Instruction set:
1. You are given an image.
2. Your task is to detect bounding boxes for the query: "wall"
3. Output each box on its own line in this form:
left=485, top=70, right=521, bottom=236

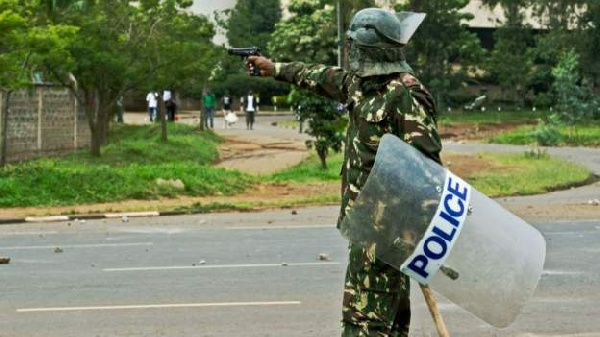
left=0, top=86, right=91, bottom=163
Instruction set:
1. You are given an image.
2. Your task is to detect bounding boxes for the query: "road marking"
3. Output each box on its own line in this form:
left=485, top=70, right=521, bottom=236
left=227, top=224, right=334, bottom=230
left=542, top=269, right=584, bottom=276
left=545, top=230, right=600, bottom=236
left=24, top=216, right=69, bottom=223
left=104, top=261, right=341, bottom=272
left=2, top=242, right=153, bottom=250
left=17, top=301, right=302, bottom=313
left=105, top=212, right=160, bottom=218
left=0, top=231, right=58, bottom=236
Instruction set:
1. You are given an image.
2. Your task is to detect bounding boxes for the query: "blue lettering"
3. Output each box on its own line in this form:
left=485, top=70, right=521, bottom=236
left=433, top=224, right=457, bottom=242
left=447, top=176, right=468, bottom=200
left=443, top=194, right=464, bottom=217
left=424, top=236, right=447, bottom=260
left=439, top=211, right=459, bottom=227
left=407, top=255, right=429, bottom=278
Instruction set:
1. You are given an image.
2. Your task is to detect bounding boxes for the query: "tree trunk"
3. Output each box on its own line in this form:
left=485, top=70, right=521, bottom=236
left=90, top=125, right=102, bottom=157
left=158, top=96, right=168, bottom=142
left=317, top=146, right=328, bottom=170
left=0, top=91, right=11, bottom=167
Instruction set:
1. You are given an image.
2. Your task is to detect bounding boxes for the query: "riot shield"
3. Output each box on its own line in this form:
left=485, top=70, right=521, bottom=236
left=339, top=134, right=546, bottom=328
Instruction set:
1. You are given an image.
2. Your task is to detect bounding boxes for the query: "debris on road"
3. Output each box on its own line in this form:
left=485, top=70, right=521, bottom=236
left=291, top=210, right=298, bottom=215
left=317, top=253, right=331, bottom=261
left=54, top=247, right=63, bottom=254
left=0, top=256, right=10, bottom=264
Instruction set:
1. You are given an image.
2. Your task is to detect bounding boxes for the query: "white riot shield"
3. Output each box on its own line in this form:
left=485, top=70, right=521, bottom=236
left=339, top=134, right=546, bottom=328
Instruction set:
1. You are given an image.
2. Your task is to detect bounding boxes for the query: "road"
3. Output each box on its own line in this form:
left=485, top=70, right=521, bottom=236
left=1, top=207, right=599, bottom=336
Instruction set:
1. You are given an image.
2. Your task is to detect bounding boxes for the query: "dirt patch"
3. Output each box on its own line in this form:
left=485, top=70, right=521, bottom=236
left=216, top=137, right=309, bottom=175
left=438, top=121, right=535, bottom=142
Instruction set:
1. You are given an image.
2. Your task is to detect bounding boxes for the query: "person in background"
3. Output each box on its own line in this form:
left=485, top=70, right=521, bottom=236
left=222, top=91, right=237, bottom=128
left=146, top=91, right=158, bottom=122
left=115, top=95, right=124, bottom=123
left=242, top=90, right=257, bottom=130
left=163, top=90, right=176, bottom=121
left=202, top=89, right=216, bottom=129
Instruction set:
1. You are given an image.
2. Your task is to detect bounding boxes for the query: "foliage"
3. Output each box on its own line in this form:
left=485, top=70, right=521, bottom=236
left=530, top=118, right=562, bottom=146
left=288, top=87, right=347, bottom=169
left=484, top=0, right=534, bottom=106
left=211, top=0, right=285, bottom=103
left=0, top=123, right=254, bottom=207
left=395, top=0, right=484, bottom=108
left=0, top=0, right=76, bottom=90
left=550, top=50, right=599, bottom=135
left=223, top=0, right=282, bottom=53
left=36, top=0, right=217, bottom=155
left=268, top=0, right=337, bottom=64
left=210, top=72, right=289, bottom=100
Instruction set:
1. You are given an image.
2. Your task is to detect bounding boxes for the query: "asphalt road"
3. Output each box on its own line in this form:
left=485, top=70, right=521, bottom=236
left=1, top=207, right=599, bottom=337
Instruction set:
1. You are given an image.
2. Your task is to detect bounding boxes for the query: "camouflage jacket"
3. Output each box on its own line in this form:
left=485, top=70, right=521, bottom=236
left=274, top=62, right=442, bottom=225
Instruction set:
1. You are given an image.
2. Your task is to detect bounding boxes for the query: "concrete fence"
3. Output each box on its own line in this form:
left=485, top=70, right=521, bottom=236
left=0, top=86, right=91, bottom=164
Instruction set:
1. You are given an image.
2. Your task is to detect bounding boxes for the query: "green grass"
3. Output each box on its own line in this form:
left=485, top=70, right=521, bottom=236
left=490, top=123, right=600, bottom=146
left=466, top=152, right=593, bottom=197
left=268, top=153, right=343, bottom=183
left=0, top=124, right=255, bottom=207
left=271, top=150, right=592, bottom=198
left=439, top=110, right=545, bottom=124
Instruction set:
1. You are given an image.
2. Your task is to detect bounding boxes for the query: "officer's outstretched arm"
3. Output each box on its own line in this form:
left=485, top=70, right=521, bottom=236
left=248, top=56, right=351, bottom=103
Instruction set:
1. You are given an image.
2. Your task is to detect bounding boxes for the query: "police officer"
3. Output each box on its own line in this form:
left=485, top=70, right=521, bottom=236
left=249, top=8, right=442, bottom=336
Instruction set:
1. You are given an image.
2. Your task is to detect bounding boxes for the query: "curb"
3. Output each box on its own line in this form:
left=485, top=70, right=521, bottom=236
left=0, top=211, right=190, bottom=226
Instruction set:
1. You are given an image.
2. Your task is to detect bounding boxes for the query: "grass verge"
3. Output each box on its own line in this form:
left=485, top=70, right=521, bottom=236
left=489, top=124, right=600, bottom=146
left=0, top=124, right=255, bottom=208
left=438, top=110, right=545, bottom=124
left=269, top=150, right=593, bottom=198
left=466, top=152, right=593, bottom=197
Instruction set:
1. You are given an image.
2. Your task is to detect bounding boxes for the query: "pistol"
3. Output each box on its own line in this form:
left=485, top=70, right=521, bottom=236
left=227, top=47, right=262, bottom=76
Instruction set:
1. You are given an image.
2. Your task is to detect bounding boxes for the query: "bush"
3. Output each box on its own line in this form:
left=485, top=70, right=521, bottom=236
left=530, top=120, right=562, bottom=146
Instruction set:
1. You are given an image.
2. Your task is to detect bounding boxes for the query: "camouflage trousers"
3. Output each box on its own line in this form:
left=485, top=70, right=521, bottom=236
left=341, top=242, right=411, bottom=337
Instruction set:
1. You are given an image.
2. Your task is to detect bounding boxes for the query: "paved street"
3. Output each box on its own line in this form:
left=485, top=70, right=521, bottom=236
left=1, top=207, right=599, bottom=336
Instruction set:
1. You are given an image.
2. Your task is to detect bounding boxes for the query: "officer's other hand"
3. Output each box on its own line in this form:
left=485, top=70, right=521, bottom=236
left=248, top=56, right=275, bottom=77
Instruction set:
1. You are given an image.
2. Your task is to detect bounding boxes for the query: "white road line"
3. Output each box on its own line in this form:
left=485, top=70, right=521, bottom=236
left=104, top=261, right=341, bottom=272
left=227, top=224, right=334, bottom=230
left=0, top=231, right=58, bottom=236
left=545, top=230, right=600, bottom=236
left=17, top=301, right=302, bottom=313
left=1, top=242, right=153, bottom=250
left=542, top=270, right=584, bottom=276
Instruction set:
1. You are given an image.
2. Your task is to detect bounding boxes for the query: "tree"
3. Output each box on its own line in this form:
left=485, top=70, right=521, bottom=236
left=396, top=0, right=484, bottom=108
left=224, top=0, right=281, bottom=53
left=288, top=87, right=347, bottom=169
left=482, top=0, right=534, bottom=106
left=0, top=0, right=75, bottom=90
left=551, top=50, right=598, bottom=137
left=269, top=0, right=337, bottom=64
left=268, top=0, right=352, bottom=169
left=212, top=0, right=284, bottom=106
left=41, top=0, right=216, bottom=156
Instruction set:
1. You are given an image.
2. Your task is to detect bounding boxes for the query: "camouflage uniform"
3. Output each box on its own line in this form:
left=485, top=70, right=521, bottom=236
left=274, top=61, right=442, bottom=336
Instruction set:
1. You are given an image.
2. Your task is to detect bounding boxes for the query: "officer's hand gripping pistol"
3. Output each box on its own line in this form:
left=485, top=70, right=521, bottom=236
left=227, top=47, right=262, bottom=76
